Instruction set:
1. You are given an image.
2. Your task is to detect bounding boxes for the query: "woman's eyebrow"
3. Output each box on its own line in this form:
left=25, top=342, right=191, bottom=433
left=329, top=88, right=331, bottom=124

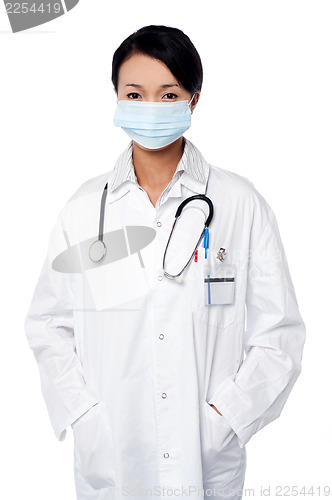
left=160, top=83, right=180, bottom=88
left=125, top=83, right=180, bottom=88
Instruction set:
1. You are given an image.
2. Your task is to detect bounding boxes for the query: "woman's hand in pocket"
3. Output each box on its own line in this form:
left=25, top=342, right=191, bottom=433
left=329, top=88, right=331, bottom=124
left=209, top=403, right=222, bottom=416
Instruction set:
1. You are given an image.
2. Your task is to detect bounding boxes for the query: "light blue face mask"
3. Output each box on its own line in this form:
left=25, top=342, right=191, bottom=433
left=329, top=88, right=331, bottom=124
left=113, top=95, right=195, bottom=149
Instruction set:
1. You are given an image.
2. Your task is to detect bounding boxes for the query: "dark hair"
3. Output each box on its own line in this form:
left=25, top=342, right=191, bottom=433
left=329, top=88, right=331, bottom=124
left=112, top=25, right=203, bottom=95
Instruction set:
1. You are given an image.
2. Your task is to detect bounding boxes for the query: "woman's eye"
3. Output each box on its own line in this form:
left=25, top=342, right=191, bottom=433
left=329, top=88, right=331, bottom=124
left=127, top=93, right=141, bottom=99
left=162, top=93, right=178, bottom=100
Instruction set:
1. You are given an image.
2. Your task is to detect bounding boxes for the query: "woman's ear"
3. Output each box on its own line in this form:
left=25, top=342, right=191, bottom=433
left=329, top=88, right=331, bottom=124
left=191, top=92, right=201, bottom=113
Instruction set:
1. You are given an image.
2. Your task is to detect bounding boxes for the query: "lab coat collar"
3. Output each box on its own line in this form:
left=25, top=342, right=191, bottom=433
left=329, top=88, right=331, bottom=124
left=107, top=138, right=210, bottom=203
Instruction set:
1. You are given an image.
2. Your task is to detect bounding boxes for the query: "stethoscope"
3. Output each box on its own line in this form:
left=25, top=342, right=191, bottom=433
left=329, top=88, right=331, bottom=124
left=89, top=183, right=214, bottom=282
left=161, top=194, right=213, bottom=282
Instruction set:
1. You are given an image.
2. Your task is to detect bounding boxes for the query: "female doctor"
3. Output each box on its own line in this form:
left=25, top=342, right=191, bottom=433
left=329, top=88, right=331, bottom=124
left=25, top=25, right=306, bottom=500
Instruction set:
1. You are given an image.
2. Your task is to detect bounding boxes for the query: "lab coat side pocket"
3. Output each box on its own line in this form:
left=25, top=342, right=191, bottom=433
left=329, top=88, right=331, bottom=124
left=200, top=400, right=243, bottom=486
left=72, top=401, right=103, bottom=427
left=72, top=400, right=116, bottom=489
left=203, top=400, right=235, bottom=449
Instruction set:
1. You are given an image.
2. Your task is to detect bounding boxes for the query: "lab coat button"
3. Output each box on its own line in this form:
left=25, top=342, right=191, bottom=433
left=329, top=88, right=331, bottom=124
left=161, top=393, right=167, bottom=399
left=159, top=333, right=164, bottom=340
left=163, top=452, right=169, bottom=458
left=156, top=221, right=162, bottom=227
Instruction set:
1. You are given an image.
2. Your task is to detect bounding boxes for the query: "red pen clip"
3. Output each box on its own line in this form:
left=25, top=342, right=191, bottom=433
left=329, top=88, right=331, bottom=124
left=194, top=249, right=198, bottom=262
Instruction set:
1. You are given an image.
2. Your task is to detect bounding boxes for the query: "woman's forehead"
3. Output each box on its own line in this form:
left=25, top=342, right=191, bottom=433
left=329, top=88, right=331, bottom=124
left=118, top=53, right=177, bottom=87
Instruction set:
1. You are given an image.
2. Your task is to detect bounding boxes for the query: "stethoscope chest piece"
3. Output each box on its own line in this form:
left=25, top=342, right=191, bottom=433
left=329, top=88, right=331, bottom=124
left=89, top=239, right=107, bottom=262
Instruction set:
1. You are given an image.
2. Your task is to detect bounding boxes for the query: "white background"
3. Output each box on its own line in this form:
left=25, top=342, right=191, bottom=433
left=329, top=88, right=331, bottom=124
left=0, top=1, right=331, bottom=499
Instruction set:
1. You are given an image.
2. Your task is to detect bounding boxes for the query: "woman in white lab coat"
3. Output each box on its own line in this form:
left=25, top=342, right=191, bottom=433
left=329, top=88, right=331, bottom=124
left=25, top=25, right=306, bottom=500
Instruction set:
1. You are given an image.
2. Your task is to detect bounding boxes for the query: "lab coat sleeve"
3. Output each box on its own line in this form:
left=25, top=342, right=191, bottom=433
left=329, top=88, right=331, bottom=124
left=24, top=208, right=99, bottom=442
left=210, top=193, right=306, bottom=448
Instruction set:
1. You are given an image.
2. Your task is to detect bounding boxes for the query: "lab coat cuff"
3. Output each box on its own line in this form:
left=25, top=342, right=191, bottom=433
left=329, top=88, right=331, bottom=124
left=209, top=375, right=252, bottom=449
left=53, top=395, right=100, bottom=442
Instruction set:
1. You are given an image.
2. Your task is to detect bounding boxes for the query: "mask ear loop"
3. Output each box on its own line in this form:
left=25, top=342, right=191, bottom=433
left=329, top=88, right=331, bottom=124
left=188, top=94, right=196, bottom=106
left=188, top=93, right=198, bottom=113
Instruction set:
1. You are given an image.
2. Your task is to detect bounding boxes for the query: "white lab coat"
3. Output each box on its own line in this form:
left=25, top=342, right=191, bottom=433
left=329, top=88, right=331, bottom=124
left=25, top=139, right=306, bottom=500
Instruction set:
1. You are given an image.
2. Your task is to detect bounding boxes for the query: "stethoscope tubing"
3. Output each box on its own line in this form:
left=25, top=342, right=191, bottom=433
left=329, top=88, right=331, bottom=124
left=98, top=183, right=108, bottom=242
left=174, top=194, right=214, bottom=227
left=89, top=182, right=109, bottom=262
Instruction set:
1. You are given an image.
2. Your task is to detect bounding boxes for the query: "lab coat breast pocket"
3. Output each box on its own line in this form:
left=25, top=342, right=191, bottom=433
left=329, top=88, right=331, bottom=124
left=192, top=247, right=237, bottom=329
left=204, top=262, right=235, bottom=306
left=71, top=401, right=116, bottom=489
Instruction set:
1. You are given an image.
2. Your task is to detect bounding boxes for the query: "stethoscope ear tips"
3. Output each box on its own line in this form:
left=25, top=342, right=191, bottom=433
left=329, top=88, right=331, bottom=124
left=175, top=276, right=183, bottom=284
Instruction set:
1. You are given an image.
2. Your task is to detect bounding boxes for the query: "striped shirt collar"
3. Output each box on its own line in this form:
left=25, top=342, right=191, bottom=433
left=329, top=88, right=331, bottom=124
left=107, top=138, right=210, bottom=198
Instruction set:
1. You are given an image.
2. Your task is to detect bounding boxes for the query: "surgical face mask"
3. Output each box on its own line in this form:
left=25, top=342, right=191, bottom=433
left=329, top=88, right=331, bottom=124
left=113, top=95, right=195, bottom=150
